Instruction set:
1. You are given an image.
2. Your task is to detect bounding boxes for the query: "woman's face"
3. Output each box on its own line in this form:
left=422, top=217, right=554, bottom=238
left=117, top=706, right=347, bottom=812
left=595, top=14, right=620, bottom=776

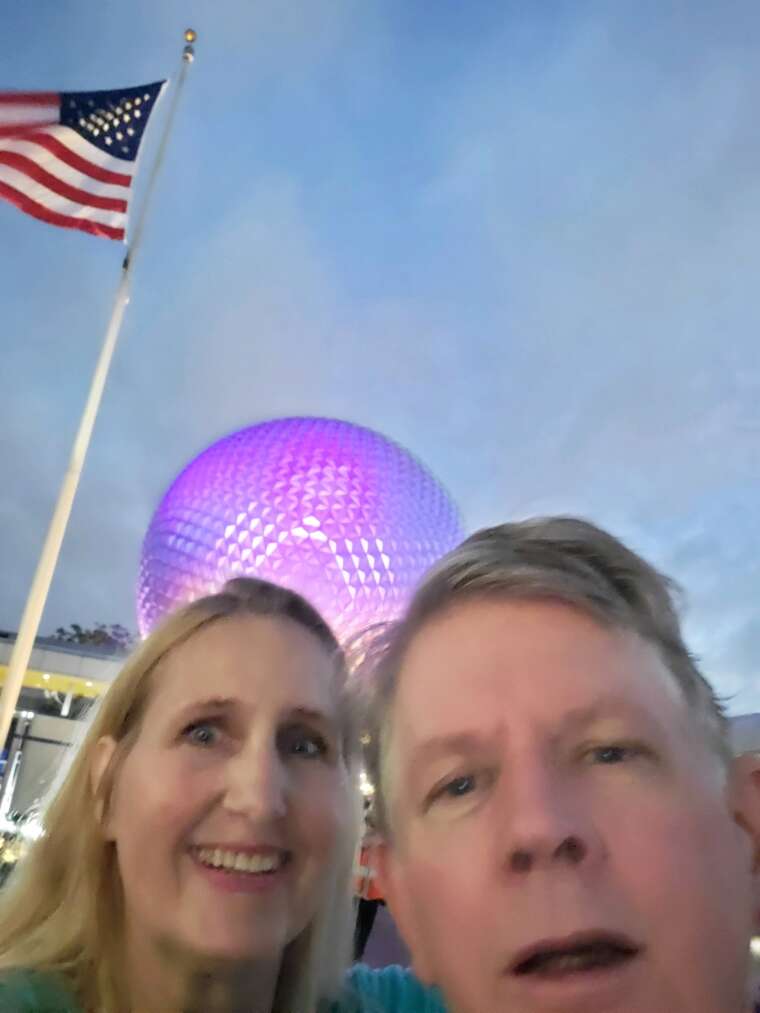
left=97, top=614, right=349, bottom=962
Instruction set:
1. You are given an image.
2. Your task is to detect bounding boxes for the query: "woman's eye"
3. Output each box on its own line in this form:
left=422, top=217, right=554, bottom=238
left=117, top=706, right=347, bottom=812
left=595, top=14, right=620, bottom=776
left=182, top=722, right=221, bottom=748
left=280, top=726, right=329, bottom=760
left=293, top=737, right=324, bottom=758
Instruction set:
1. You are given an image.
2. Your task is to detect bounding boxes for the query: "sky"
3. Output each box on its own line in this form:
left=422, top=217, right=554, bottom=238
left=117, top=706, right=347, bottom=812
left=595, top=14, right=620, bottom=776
left=1, top=1, right=758, bottom=711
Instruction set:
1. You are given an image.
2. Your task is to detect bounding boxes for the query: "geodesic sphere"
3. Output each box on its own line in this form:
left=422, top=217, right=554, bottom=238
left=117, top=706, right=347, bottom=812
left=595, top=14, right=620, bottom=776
left=137, top=417, right=464, bottom=640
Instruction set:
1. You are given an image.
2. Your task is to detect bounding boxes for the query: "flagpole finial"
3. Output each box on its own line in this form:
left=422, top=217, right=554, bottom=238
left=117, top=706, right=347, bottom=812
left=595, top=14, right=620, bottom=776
left=183, top=28, right=197, bottom=62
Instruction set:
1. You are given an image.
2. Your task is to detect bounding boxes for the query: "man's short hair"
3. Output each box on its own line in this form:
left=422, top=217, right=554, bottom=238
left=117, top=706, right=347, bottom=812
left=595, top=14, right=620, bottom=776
left=355, top=516, right=728, bottom=836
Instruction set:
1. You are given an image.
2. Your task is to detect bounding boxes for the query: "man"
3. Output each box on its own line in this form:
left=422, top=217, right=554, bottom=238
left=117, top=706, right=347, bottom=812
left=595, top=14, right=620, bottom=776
left=359, top=516, right=760, bottom=1012
left=354, top=808, right=387, bottom=961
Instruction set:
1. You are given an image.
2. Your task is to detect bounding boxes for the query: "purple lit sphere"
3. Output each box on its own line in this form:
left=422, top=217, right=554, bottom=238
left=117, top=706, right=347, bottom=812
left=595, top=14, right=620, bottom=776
left=138, top=417, right=464, bottom=639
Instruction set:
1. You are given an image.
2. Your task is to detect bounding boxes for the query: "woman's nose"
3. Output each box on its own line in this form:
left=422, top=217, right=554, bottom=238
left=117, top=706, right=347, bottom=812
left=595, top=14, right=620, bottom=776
left=222, top=744, right=288, bottom=822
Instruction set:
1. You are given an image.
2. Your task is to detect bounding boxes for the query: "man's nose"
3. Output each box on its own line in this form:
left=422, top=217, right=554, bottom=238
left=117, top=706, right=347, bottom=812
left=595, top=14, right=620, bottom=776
left=498, top=759, right=604, bottom=877
left=223, top=741, right=288, bottom=822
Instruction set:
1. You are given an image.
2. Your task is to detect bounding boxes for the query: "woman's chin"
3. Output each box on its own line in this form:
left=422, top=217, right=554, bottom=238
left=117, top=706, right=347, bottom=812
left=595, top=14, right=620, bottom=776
left=181, top=934, right=287, bottom=968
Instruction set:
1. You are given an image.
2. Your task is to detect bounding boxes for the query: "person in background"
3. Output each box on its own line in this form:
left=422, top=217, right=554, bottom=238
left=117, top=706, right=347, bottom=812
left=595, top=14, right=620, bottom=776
left=353, top=802, right=386, bottom=961
left=0, top=578, right=358, bottom=1013
left=357, top=516, right=760, bottom=1013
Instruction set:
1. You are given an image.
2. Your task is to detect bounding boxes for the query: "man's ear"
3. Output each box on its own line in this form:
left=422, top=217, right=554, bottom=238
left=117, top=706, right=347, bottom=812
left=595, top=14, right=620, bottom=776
left=374, top=838, right=434, bottom=983
left=90, top=736, right=117, bottom=838
left=730, top=752, right=760, bottom=896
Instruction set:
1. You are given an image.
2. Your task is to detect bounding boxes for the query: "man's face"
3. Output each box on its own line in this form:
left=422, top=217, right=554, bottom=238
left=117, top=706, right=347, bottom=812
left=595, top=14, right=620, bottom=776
left=378, top=598, right=760, bottom=1013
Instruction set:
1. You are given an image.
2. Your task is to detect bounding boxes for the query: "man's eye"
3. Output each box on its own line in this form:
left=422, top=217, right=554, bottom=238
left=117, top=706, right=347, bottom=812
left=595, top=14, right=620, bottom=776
left=446, top=774, right=476, bottom=796
left=431, top=773, right=477, bottom=803
left=182, top=722, right=221, bottom=748
left=587, top=743, right=641, bottom=764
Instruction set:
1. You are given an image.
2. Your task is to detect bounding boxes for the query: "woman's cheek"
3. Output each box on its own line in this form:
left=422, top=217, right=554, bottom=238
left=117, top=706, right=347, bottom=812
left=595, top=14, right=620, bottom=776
left=298, top=776, right=345, bottom=843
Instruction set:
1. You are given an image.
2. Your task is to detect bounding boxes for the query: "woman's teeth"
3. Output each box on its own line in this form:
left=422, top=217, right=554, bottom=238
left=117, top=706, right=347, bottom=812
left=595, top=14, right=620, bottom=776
left=194, top=847, right=283, bottom=874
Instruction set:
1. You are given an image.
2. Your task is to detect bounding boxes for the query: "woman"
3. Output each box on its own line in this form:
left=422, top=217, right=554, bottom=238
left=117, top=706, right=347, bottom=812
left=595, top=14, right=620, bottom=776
left=0, top=577, right=359, bottom=1012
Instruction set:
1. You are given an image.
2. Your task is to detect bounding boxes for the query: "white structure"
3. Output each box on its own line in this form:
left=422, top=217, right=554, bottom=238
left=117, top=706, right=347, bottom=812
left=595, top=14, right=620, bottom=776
left=0, top=632, right=123, bottom=816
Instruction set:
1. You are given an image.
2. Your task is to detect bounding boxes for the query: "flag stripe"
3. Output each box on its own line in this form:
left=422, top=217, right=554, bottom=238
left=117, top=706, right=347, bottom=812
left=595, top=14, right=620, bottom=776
left=0, top=104, right=59, bottom=126
left=0, top=179, right=124, bottom=240
left=0, top=92, right=59, bottom=106
left=47, top=125, right=134, bottom=171
left=0, top=151, right=127, bottom=212
left=6, top=128, right=132, bottom=185
left=0, top=137, right=127, bottom=200
left=0, top=121, right=58, bottom=137
left=0, top=164, right=125, bottom=228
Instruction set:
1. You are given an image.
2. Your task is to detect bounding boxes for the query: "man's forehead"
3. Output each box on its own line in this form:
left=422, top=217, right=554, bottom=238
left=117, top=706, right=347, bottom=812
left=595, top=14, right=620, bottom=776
left=394, top=691, right=680, bottom=757
left=392, top=599, right=685, bottom=718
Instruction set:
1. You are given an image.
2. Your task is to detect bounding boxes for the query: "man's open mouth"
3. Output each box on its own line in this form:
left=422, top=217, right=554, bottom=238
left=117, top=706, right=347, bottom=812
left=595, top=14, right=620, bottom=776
left=511, top=931, right=640, bottom=979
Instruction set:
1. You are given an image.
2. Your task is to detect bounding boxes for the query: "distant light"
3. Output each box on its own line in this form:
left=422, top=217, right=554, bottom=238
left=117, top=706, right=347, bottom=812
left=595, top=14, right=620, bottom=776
left=42, top=673, right=50, bottom=681
left=751, top=937, right=760, bottom=958
left=0, top=814, right=43, bottom=842
left=20, top=816, right=43, bottom=842
left=359, top=770, right=375, bottom=797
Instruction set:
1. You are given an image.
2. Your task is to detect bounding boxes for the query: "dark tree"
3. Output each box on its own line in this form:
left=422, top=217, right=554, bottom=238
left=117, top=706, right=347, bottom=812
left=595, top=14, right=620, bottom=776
left=50, top=622, right=135, bottom=653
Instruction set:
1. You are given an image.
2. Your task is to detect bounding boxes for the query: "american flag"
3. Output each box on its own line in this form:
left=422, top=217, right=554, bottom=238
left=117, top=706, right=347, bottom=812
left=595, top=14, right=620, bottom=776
left=0, top=81, right=166, bottom=242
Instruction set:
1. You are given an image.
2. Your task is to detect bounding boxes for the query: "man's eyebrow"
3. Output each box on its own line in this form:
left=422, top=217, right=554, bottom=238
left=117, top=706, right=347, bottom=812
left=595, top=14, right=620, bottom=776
left=558, top=696, right=659, bottom=732
left=410, top=699, right=659, bottom=762
left=411, top=731, right=493, bottom=765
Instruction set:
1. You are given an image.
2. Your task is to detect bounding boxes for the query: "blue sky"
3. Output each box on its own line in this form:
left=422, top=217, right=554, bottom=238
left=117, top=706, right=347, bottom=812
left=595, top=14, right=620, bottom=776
left=1, top=1, right=758, bottom=710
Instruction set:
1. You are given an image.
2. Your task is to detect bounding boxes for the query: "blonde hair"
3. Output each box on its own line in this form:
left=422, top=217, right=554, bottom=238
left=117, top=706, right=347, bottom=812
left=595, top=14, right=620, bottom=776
left=0, top=578, right=359, bottom=1012
left=355, top=516, right=729, bottom=837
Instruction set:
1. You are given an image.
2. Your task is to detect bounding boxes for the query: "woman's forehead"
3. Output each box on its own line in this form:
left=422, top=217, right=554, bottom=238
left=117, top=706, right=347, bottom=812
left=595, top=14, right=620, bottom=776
left=146, top=614, right=339, bottom=717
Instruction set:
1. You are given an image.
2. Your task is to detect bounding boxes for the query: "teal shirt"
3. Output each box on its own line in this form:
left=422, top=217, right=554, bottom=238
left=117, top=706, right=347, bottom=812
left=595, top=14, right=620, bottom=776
left=0, top=969, right=80, bottom=1012
left=336, top=965, right=446, bottom=1012
left=0, top=965, right=444, bottom=1013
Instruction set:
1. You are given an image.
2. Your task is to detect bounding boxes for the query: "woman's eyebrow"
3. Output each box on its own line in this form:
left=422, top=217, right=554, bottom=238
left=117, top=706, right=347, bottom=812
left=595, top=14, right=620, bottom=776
left=286, top=706, right=338, bottom=730
left=174, top=696, right=237, bottom=720
left=170, top=701, right=340, bottom=737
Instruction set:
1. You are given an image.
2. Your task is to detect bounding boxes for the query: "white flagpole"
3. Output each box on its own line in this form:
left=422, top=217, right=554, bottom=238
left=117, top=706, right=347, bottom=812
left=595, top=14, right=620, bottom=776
left=0, top=30, right=197, bottom=756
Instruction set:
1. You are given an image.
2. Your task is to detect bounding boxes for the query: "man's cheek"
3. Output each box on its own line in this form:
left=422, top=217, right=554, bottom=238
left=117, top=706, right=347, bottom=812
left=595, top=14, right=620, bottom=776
left=616, top=817, right=718, bottom=910
left=416, top=864, right=482, bottom=932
